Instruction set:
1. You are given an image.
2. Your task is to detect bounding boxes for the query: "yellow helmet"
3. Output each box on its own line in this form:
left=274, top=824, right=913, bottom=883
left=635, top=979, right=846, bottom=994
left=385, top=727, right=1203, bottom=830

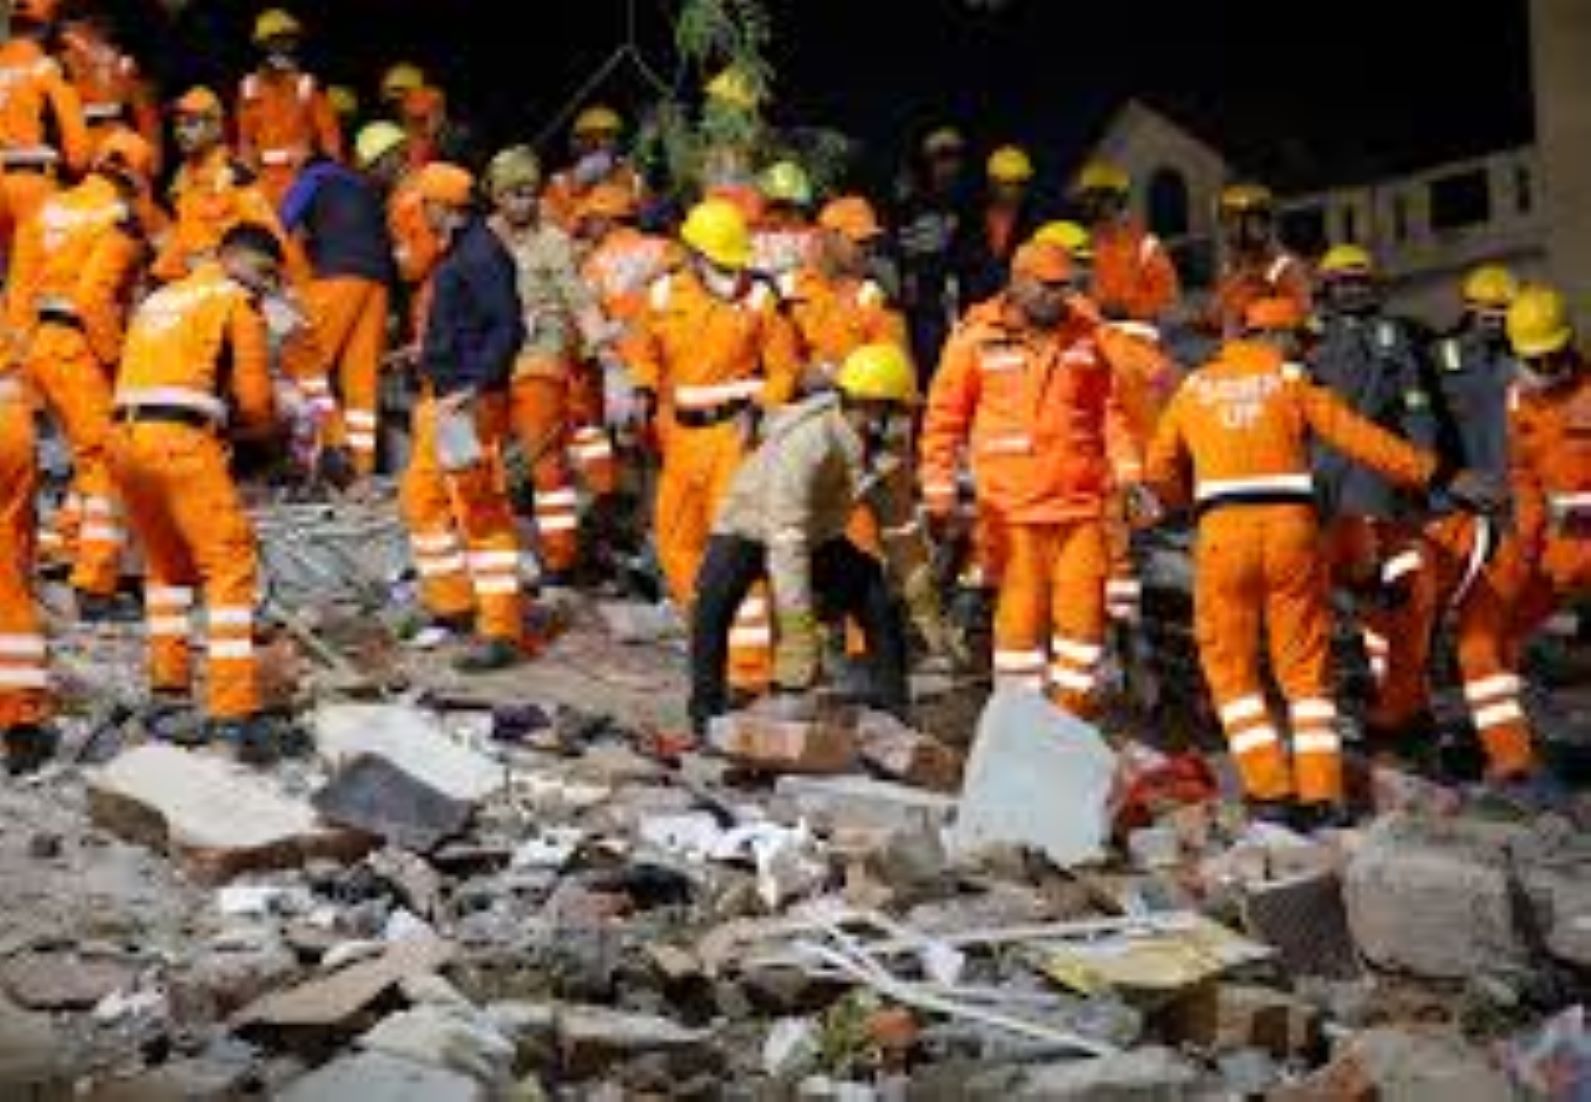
left=705, top=66, right=762, bottom=111
left=572, top=105, right=623, bottom=139
left=758, top=159, right=812, bottom=206
left=485, top=145, right=541, bottom=195
left=1463, top=264, right=1519, bottom=310
left=1319, top=243, right=1375, bottom=279
left=381, top=62, right=425, bottom=102
left=1219, top=182, right=1275, bottom=215
left=252, top=8, right=301, bottom=43
left=327, top=85, right=358, bottom=119
left=680, top=198, right=752, bottom=270
left=1508, top=284, right=1575, bottom=359
left=1032, top=220, right=1093, bottom=261
left=354, top=120, right=407, bottom=169
left=836, top=343, right=918, bottom=405
left=1072, top=159, right=1129, bottom=197
left=987, top=145, right=1034, bottom=185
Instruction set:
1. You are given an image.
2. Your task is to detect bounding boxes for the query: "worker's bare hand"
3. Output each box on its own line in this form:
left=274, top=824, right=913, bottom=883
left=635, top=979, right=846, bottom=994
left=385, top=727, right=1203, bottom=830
left=1124, top=482, right=1165, bottom=527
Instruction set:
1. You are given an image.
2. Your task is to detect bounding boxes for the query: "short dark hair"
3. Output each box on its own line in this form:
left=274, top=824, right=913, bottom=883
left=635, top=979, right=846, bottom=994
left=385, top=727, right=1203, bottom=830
left=219, top=222, right=285, bottom=264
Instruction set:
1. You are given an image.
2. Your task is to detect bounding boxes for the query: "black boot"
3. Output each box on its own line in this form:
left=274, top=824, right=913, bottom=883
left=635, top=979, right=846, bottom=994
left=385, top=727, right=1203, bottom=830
left=454, top=637, right=520, bottom=673
left=1245, top=797, right=1295, bottom=828
left=77, top=590, right=143, bottom=624
left=211, top=716, right=280, bottom=768
left=1291, top=800, right=1354, bottom=834
left=4, top=725, right=59, bottom=776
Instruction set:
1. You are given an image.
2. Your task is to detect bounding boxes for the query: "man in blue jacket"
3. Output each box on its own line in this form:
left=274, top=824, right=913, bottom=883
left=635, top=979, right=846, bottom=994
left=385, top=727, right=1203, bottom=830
left=397, top=162, right=529, bottom=671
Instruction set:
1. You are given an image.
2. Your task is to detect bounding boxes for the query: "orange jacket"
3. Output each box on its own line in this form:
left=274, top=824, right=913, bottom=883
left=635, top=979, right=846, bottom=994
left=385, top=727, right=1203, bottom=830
left=6, top=174, right=145, bottom=365
left=1145, top=338, right=1434, bottom=511
left=541, top=162, right=644, bottom=233
left=115, top=262, right=274, bottom=435
left=920, top=296, right=1143, bottom=525
left=581, top=226, right=679, bottom=327
left=1508, top=355, right=1591, bottom=555
left=389, top=172, right=441, bottom=288
left=153, top=147, right=289, bottom=283
left=1091, top=219, right=1180, bottom=322
left=236, top=68, right=343, bottom=172
left=1095, top=319, right=1181, bottom=443
left=0, top=38, right=89, bottom=173
left=620, top=268, right=802, bottom=418
left=779, top=267, right=907, bottom=378
left=1209, top=249, right=1311, bottom=337
left=59, top=28, right=160, bottom=168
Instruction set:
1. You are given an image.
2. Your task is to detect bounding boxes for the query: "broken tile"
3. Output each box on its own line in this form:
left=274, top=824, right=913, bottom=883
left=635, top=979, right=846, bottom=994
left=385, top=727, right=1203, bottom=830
left=313, top=704, right=503, bottom=803
left=312, top=755, right=472, bottom=853
left=1, top=951, right=135, bottom=1012
left=709, top=712, right=858, bottom=775
left=232, top=936, right=455, bottom=1029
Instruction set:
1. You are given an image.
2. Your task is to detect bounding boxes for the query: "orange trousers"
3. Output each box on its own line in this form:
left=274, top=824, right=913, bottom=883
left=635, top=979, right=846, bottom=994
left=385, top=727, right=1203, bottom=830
left=510, top=367, right=582, bottom=575
left=0, top=169, right=56, bottom=262
left=0, top=381, right=50, bottom=729
left=111, top=422, right=260, bottom=720
left=1365, top=514, right=1536, bottom=779
left=566, top=361, right=618, bottom=495
left=655, top=415, right=769, bottom=686
left=399, top=392, right=524, bottom=644
left=302, top=276, right=389, bottom=473
left=992, top=520, right=1109, bottom=717
left=1194, top=504, right=1342, bottom=805
left=27, top=323, right=123, bottom=596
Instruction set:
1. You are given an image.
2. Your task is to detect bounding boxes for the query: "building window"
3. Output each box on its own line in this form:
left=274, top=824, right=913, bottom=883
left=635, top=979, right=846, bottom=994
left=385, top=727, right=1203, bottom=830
left=1279, top=205, right=1328, bottom=257
left=1515, top=164, right=1534, bottom=214
left=1392, top=194, right=1410, bottom=241
left=1146, top=167, right=1190, bottom=239
left=1428, top=169, right=1492, bottom=231
left=1341, top=205, right=1358, bottom=243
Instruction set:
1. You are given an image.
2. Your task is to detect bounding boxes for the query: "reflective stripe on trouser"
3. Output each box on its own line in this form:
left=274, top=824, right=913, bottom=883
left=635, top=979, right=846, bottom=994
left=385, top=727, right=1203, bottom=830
left=0, top=397, right=50, bottom=728
left=399, top=393, right=523, bottom=643
left=285, top=277, right=389, bottom=473
left=111, top=422, right=260, bottom=719
left=144, top=583, right=195, bottom=693
left=655, top=416, right=767, bottom=687
left=28, top=325, right=124, bottom=596
left=1105, top=499, right=1139, bottom=621
left=1195, top=504, right=1332, bottom=802
left=1290, top=697, right=1341, bottom=804
left=567, top=363, right=618, bottom=496
left=511, top=372, right=579, bottom=573
left=993, top=521, right=1108, bottom=718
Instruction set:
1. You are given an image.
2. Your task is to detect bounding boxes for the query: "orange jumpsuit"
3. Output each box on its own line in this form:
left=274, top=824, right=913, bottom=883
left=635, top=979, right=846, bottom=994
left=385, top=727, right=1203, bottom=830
left=0, top=370, right=49, bottom=732
left=1090, top=220, right=1180, bottom=323
left=153, top=148, right=290, bottom=284
left=235, top=68, right=343, bottom=207
left=7, top=174, right=146, bottom=597
left=921, top=297, right=1142, bottom=716
left=110, top=264, right=275, bottom=720
left=389, top=171, right=442, bottom=333
left=1210, top=250, right=1312, bottom=338
left=0, top=37, right=89, bottom=255
left=541, top=162, right=644, bottom=234
left=780, top=269, right=908, bottom=386
left=622, top=269, right=801, bottom=681
left=1144, top=339, right=1437, bottom=804
left=582, top=225, right=678, bottom=331
left=59, top=27, right=160, bottom=176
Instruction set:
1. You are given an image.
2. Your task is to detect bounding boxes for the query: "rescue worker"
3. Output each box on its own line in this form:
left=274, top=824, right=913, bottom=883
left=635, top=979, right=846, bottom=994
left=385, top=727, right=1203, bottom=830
left=1209, top=183, right=1310, bottom=337
left=895, top=126, right=972, bottom=380
left=398, top=162, right=527, bottom=670
left=541, top=105, right=643, bottom=233
left=379, top=62, right=425, bottom=112
left=621, top=198, right=802, bottom=683
left=154, top=87, right=290, bottom=284
left=400, top=84, right=447, bottom=171
left=782, top=195, right=906, bottom=389
left=484, top=145, right=611, bottom=586
left=753, top=159, right=819, bottom=279
left=578, top=182, right=679, bottom=331
left=236, top=8, right=344, bottom=208
left=279, top=149, right=395, bottom=476
left=1141, top=296, right=1494, bottom=825
left=920, top=240, right=1142, bottom=717
left=1307, top=244, right=1438, bottom=661
left=0, top=0, right=89, bottom=254
left=327, top=85, right=359, bottom=140
left=1430, top=263, right=1520, bottom=479
left=954, top=144, right=1044, bottom=304
left=110, top=224, right=284, bottom=762
left=8, top=129, right=154, bottom=618
left=690, top=343, right=953, bottom=732
left=59, top=6, right=160, bottom=175
left=1069, top=159, right=1180, bottom=323
left=0, top=358, right=53, bottom=774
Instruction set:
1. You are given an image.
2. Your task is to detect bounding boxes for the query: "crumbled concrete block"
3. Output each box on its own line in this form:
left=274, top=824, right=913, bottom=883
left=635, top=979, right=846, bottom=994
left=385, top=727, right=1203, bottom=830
left=313, top=704, right=503, bottom=803
left=312, top=755, right=473, bottom=853
left=709, top=712, right=858, bottom=775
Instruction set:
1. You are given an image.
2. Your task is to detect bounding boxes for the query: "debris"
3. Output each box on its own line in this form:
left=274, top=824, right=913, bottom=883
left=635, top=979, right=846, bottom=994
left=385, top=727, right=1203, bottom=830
left=1125, top=825, right=1179, bottom=870
left=1283, top=1026, right=1513, bottom=1102
left=1162, top=982, right=1323, bottom=1058
left=88, top=744, right=370, bottom=883
left=776, top=775, right=956, bottom=836
left=0, top=951, right=136, bottom=1012
left=358, top=1004, right=517, bottom=1087
left=948, top=690, right=1117, bottom=869
left=854, top=710, right=963, bottom=791
left=967, top=1045, right=1202, bottom=1099
left=1243, top=871, right=1361, bottom=980
left=597, top=601, right=681, bottom=644
left=709, top=710, right=859, bottom=775
left=312, top=704, right=504, bottom=804
left=552, top=1003, right=714, bottom=1074
left=1500, top=1004, right=1591, bottom=1097
left=1035, top=913, right=1274, bottom=996
left=312, top=754, right=473, bottom=853
left=510, top=826, right=586, bottom=870
left=275, top=1049, right=487, bottom=1102
left=763, top=1016, right=821, bottom=1078
left=232, top=936, right=455, bottom=1029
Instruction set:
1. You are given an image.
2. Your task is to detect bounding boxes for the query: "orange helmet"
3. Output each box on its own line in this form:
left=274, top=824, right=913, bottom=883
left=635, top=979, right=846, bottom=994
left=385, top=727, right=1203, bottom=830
left=580, top=182, right=639, bottom=222
left=1244, top=295, right=1308, bottom=334
left=173, top=86, right=224, bottom=119
left=416, top=162, right=475, bottom=207
left=1011, top=240, right=1074, bottom=284
left=13, top=0, right=60, bottom=24
left=818, top=196, right=884, bottom=243
left=93, top=128, right=155, bottom=184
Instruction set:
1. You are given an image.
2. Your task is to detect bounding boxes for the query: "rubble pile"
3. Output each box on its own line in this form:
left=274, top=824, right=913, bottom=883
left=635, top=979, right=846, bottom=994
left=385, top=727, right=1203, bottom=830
left=1, top=515, right=1588, bottom=1099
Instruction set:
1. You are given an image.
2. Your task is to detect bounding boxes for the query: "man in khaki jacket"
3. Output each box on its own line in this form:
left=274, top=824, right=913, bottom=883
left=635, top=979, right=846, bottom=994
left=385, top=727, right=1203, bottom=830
left=689, top=343, right=955, bottom=732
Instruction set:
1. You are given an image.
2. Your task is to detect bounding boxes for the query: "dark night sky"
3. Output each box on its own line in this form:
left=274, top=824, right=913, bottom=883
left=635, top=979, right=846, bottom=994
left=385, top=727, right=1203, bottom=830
left=122, top=0, right=1534, bottom=190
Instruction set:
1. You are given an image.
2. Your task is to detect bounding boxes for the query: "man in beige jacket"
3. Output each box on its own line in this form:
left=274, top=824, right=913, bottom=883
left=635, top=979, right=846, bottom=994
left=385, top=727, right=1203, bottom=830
left=689, top=343, right=955, bottom=733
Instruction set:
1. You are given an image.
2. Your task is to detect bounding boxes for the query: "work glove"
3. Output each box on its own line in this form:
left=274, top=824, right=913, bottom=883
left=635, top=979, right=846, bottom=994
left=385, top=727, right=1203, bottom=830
left=315, top=444, right=357, bottom=491
left=903, top=567, right=971, bottom=670
left=773, top=609, right=821, bottom=691
left=1447, top=469, right=1508, bottom=515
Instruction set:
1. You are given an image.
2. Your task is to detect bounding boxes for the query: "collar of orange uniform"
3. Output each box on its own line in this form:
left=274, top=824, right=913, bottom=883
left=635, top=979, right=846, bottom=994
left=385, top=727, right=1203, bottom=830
left=1220, top=338, right=1285, bottom=373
